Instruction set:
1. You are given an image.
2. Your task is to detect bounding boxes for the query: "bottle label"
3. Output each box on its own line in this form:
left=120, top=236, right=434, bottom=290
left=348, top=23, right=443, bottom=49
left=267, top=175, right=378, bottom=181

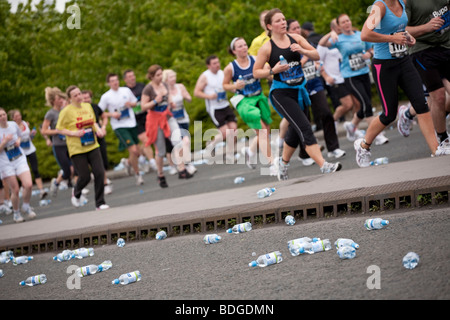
left=265, top=253, right=278, bottom=265
left=312, top=241, right=325, bottom=252
left=127, top=272, right=138, bottom=283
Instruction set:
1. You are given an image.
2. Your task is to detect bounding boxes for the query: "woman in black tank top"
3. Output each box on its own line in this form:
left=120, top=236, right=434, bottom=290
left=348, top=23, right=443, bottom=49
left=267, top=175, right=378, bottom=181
left=253, top=8, right=343, bottom=176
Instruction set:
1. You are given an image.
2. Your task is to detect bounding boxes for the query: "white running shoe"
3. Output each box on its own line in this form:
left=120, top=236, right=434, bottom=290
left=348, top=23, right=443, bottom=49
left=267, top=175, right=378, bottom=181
left=96, top=204, right=110, bottom=210
left=434, top=138, right=450, bottom=156
left=104, top=184, right=113, bottom=195
left=21, top=207, right=36, bottom=221
left=354, top=138, right=372, bottom=167
left=0, top=204, right=12, bottom=215
left=13, top=211, right=24, bottom=223
left=299, top=157, right=315, bottom=166
left=50, top=178, right=58, bottom=196
left=244, top=147, right=257, bottom=170
left=327, top=148, right=346, bottom=159
left=320, top=161, right=342, bottom=174
left=168, top=166, right=178, bottom=175
left=344, top=121, right=356, bottom=142
left=185, top=163, right=197, bottom=175
left=269, top=157, right=280, bottom=176
left=374, top=132, right=389, bottom=145
left=71, top=189, right=88, bottom=207
left=120, top=158, right=133, bottom=176
left=278, top=160, right=289, bottom=181
left=397, top=105, right=412, bottom=137
left=136, top=174, right=145, bottom=186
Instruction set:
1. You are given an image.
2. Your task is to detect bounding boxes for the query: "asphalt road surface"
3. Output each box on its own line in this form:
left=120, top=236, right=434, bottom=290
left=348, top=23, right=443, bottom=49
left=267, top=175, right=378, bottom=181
left=0, top=122, right=441, bottom=224
left=1, top=207, right=449, bottom=303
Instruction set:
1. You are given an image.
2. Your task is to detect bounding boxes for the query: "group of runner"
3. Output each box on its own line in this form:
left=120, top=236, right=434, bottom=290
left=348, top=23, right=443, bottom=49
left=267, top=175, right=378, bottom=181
left=1, top=1, right=449, bottom=223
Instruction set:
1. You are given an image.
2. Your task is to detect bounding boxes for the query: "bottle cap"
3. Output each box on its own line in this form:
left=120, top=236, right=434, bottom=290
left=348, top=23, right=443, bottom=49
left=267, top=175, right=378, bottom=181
left=249, top=261, right=258, bottom=267
left=53, top=256, right=57, bottom=261
left=112, top=279, right=119, bottom=285
left=382, top=220, right=389, bottom=225
left=19, top=281, right=25, bottom=286
left=226, top=228, right=232, bottom=233
left=353, top=243, right=360, bottom=249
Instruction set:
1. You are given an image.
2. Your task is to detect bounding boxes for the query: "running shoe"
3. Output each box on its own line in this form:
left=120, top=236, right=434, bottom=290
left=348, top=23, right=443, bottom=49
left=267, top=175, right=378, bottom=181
left=185, top=163, right=197, bottom=175
left=104, top=184, right=113, bottom=195
left=0, top=204, right=12, bottom=215
left=96, top=204, right=110, bottom=210
left=39, top=190, right=48, bottom=200
left=50, top=178, right=58, bottom=196
left=269, top=156, right=280, bottom=177
left=21, top=207, right=36, bottom=221
left=71, top=189, right=88, bottom=207
left=320, top=161, right=342, bottom=174
left=354, top=138, right=372, bottom=167
left=327, top=148, right=346, bottom=159
left=178, top=169, right=193, bottom=179
left=158, top=176, right=168, bottom=188
left=168, top=166, right=178, bottom=175
left=397, top=105, right=412, bottom=137
left=120, top=158, right=133, bottom=176
left=434, top=138, right=450, bottom=156
left=374, top=132, right=389, bottom=145
left=299, top=157, right=315, bottom=166
left=278, top=160, right=289, bottom=181
left=13, top=211, right=24, bottom=223
left=343, top=121, right=356, bottom=141
left=136, top=174, right=145, bottom=185
left=243, top=147, right=257, bottom=170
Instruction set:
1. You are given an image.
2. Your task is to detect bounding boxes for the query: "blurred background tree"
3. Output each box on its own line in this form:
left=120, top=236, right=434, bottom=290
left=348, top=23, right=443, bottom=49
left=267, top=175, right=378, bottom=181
left=0, top=0, right=375, bottom=180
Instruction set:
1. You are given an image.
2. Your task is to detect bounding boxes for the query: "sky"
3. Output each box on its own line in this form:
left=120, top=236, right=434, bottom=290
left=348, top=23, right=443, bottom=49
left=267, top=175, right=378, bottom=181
left=7, top=0, right=70, bottom=13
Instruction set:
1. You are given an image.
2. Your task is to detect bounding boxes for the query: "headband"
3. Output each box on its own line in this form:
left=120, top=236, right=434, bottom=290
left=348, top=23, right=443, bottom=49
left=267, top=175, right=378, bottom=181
left=230, top=37, right=240, bottom=50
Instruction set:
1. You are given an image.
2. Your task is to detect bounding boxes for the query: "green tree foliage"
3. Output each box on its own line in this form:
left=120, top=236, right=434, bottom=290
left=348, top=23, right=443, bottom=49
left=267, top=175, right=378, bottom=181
left=0, top=0, right=374, bottom=180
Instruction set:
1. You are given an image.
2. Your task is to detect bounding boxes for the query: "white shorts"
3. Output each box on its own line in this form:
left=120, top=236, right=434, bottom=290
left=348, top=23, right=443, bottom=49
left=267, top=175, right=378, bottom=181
left=0, top=154, right=30, bottom=180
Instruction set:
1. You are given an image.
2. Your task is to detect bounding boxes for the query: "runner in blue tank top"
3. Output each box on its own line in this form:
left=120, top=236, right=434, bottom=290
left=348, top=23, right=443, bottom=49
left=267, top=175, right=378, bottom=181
left=353, top=0, right=447, bottom=168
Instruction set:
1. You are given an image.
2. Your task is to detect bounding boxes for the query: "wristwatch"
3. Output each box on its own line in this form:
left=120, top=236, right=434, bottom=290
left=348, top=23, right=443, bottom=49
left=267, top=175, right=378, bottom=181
left=269, top=68, right=274, bottom=76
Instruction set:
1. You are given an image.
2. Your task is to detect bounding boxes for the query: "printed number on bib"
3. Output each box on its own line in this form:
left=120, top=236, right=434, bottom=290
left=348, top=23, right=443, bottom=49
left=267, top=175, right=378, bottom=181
left=280, top=65, right=305, bottom=85
left=389, top=32, right=408, bottom=58
left=5, top=144, right=22, bottom=161
left=303, top=60, right=318, bottom=81
left=349, top=53, right=366, bottom=71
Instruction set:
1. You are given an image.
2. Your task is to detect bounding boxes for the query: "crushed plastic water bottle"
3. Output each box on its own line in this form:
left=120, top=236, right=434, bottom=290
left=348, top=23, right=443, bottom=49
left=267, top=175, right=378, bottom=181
left=72, top=248, right=94, bottom=259
left=285, top=215, right=295, bottom=226
left=337, top=246, right=356, bottom=259
left=365, top=218, right=389, bottom=230
left=257, top=187, right=276, bottom=199
left=370, top=157, right=389, bottom=166
left=227, top=222, right=252, bottom=234
left=156, top=230, right=167, bottom=240
left=249, top=251, right=283, bottom=267
left=12, top=256, right=33, bottom=265
left=53, top=250, right=75, bottom=262
left=1, top=251, right=13, bottom=264
left=289, top=242, right=314, bottom=256
left=117, top=238, right=126, bottom=247
left=0, top=269, right=3, bottom=277
left=76, top=260, right=112, bottom=277
left=402, top=252, right=419, bottom=270
left=311, top=239, right=332, bottom=253
left=334, top=238, right=360, bottom=249
left=19, top=274, right=47, bottom=286
left=39, top=199, right=51, bottom=206
left=203, top=234, right=222, bottom=244
left=112, top=270, right=141, bottom=285
left=234, top=177, right=245, bottom=184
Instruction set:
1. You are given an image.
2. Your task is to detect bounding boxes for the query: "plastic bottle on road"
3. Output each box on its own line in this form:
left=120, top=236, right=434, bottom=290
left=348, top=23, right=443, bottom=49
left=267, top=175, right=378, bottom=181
left=53, top=250, right=75, bottom=262
left=203, top=234, right=222, bottom=244
left=0, top=269, right=3, bottom=278
left=39, top=199, right=51, bottom=206
left=311, top=239, right=332, bottom=253
left=257, top=187, right=276, bottom=199
left=156, top=230, right=167, bottom=240
left=76, top=260, right=112, bottom=277
left=19, top=274, right=47, bottom=286
left=249, top=251, right=283, bottom=267
left=289, top=242, right=314, bottom=256
left=73, top=248, right=94, bottom=259
left=117, top=238, right=126, bottom=247
left=227, top=222, right=252, bottom=234
left=234, top=177, right=245, bottom=184
left=334, top=238, right=360, bottom=249
left=402, top=252, right=419, bottom=269
left=12, top=256, right=33, bottom=265
left=364, top=218, right=389, bottom=230
left=112, top=271, right=141, bottom=285
left=337, top=246, right=356, bottom=259
left=285, top=215, right=295, bottom=226
left=370, top=157, right=389, bottom=166
left=1, top=251, right=13, bottom=264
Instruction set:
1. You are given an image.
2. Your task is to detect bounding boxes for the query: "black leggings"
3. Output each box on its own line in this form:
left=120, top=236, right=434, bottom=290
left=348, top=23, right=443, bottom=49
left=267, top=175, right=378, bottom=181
left=372, top=56, right=429, bottom=126
left=71, top=148, right=105, bottom=207
left=271, top=89, right=317, bottom=149
left=345, top=73, right=373, bottom=120
left=26, top=152, right=41, bottom=179
left=53, top=145, right=72, bottom=180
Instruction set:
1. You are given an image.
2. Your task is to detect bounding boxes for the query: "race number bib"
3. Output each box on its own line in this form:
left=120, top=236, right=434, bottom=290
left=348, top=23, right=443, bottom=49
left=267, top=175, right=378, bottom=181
left=80, top=128, right=95, bottom=146
left=389, top=32, right=408, bottom=58
left=216, top=89, right=227, bottom=102
left=349, top=53, right=366, bottom=71
left=241, top=78, right=262, bottom=97
left=20, top=138, right=31, bottom=149
left=5, top=144, right=22, bottom=161
left=119, top=106, right=130, bottom=119
left=303, top=60, right=318, bottom=81
left=172, top=101, right=185, bottom=119
left=280, top=65, right=305, bottom=85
